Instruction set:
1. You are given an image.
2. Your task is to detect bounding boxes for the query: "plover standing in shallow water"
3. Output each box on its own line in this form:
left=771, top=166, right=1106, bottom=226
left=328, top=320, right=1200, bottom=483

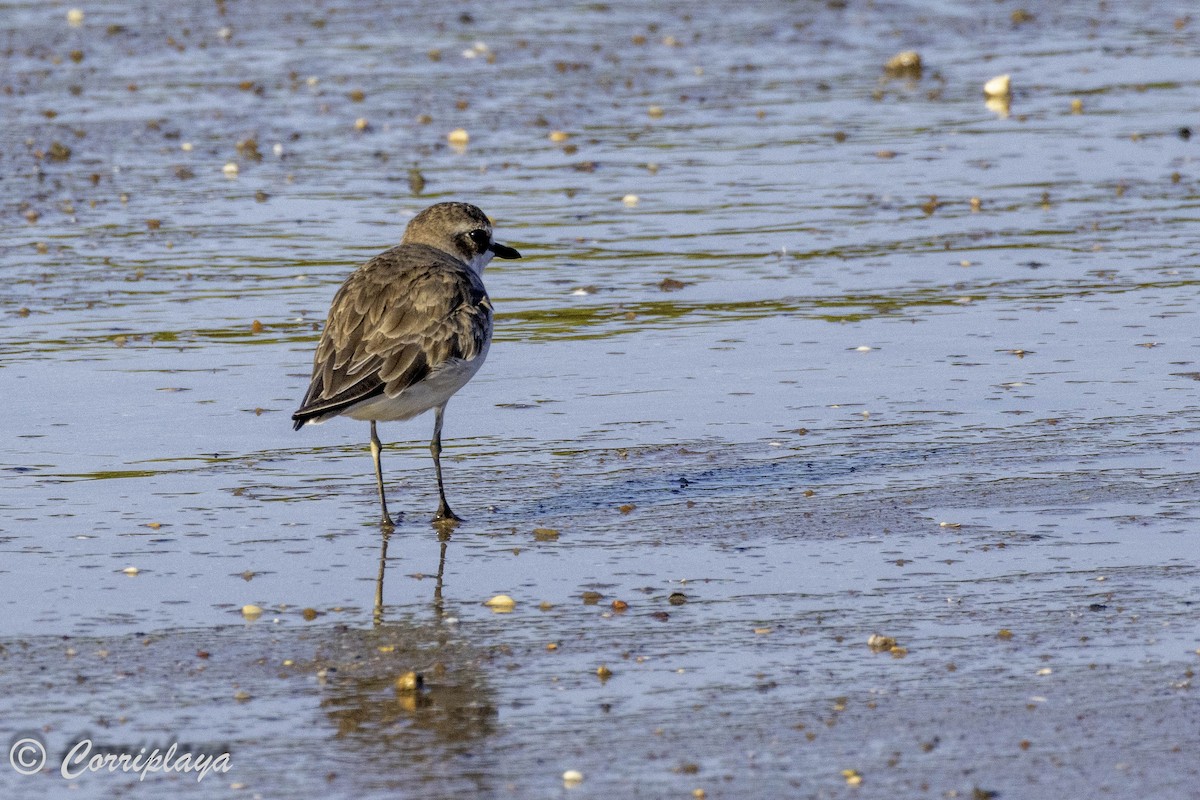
left=292, top=202, right=521, bottom=527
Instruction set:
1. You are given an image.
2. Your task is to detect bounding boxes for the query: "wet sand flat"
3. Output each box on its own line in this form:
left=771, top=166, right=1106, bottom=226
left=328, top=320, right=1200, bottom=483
left=2, top=0, right=1200, bottom=797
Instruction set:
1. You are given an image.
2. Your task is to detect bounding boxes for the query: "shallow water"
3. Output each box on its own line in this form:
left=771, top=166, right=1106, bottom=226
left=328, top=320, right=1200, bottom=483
left=2, top=0, right=1200, bottom=797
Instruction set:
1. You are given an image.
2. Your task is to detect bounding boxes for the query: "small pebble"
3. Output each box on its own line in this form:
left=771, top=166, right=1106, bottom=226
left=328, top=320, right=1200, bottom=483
left=241, top=604, right=264, bottom=618
left=121, top=566, right=140, bottom=576
left=222, top=162, right=239, bottom=177
left=447, top=128, right=470, bottom=146
left=622, top=194, right=639, bottom=207
left=67, top=8, right=84, bottom=26
left=484, top=594, right=516, bottom=611
left=562, top=769, right=583, bottom=787
left=395, top=671, right=422, bottom=692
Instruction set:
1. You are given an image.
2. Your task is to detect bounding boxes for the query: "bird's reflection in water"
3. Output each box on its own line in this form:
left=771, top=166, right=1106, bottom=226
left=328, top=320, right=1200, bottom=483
left=373, top=525, right=452, bottom=627
left=319, top=527, right=496, bottom=789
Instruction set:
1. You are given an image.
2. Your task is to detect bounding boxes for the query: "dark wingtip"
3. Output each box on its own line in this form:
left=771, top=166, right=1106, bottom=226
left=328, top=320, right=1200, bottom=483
left=292, top=416, right=305, bottom=432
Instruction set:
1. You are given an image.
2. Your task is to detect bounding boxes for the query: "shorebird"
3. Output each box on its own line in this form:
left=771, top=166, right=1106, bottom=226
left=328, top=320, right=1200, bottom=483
left=292, top=202, right=521, bottom=527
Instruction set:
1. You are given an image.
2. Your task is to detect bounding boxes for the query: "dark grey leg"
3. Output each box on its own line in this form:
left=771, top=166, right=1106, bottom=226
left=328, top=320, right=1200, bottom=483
left=369, top=421, right=395, bottom=529
left=431, top=404, right=462, bottom=523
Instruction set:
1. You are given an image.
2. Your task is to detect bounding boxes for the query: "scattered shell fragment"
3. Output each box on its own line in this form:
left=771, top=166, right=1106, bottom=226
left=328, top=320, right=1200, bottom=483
left=883, top=50, right=922, bottom=78
left=67, top=8, right=84, bottom=26
left=222, top=162, right=239, bottom=177
left=121, top=566, right=140, bottom=576
left=241, top=604, right=264, bottom=619
left=549, top=130, right=570, bottom=143
left=354, top=117, right=369, bottom=131
left=647, top=105, right=664, bottom=118
left=984, top=74, right=1011, bottom=98
left=447, top=128, right=470, bottom=146
left=562, top=769, right=583, bottom=787
left=1071, top=98, right=1084, bottom=114
left=842, top=769, right=863, bottom=787
left=867, top=633, right=897, bottom=651
left=484, top=594, right=516, bottom=611
left=596, top=664, right=613, bottom=680
left=622, top=194, right=639, bottom=207
left=47, top=142, right=72, bottom=162
left=1036, top=667, right=1053, bottom=676
left=854, top=345, right=873, bottom=352
left=234, top=690, right=251, bottom=702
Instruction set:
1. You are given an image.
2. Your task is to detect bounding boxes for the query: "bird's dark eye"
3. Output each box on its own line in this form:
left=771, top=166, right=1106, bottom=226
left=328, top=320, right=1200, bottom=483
left=468, top=229, right=491, bottom=250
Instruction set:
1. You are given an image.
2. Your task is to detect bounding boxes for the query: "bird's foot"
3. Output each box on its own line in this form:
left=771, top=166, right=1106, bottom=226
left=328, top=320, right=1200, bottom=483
left=432, top=503, right=463, bottom=527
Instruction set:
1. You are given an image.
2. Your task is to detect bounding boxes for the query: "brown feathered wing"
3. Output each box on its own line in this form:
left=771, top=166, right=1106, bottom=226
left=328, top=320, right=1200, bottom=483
left=292, top=245, right=491, bottom=430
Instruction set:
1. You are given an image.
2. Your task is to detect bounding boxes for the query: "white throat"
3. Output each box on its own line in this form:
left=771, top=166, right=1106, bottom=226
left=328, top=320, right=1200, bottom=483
left=466, top=250, right=494, bottom=275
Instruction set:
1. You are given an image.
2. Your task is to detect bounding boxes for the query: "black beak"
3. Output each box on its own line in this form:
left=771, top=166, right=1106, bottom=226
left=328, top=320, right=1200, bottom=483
left=490, top=241, right=522, bottom=259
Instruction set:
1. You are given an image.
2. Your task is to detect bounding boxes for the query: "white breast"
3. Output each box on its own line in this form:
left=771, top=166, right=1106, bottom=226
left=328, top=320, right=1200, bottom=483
left=344, top=341, right=490, bottom=423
